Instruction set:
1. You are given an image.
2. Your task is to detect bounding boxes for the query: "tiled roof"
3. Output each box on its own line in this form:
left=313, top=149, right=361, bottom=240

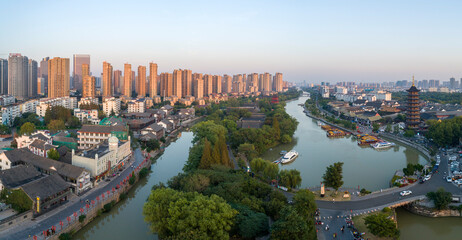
left=21, top=174, right=70, bottom=200
left=78, top=125, right=127, bottom=134
left=3, top=148, right=86, bottom=180
left=0, top=165, right=43, bottom=189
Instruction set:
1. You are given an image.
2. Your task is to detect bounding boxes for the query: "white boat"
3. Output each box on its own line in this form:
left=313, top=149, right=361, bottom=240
left=317, top=121, right=324, bottom=126
left=281, top=150, right=298, bottom=164
left=371, top=141, right=395, bottom=149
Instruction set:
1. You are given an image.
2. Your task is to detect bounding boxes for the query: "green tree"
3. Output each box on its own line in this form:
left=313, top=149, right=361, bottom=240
left=273, top=117, right=281, bottom=141
left=250, top=158, right=268, bottom=175
left=263, top=163, right=279, bottom=180
left=211, top=142, right=221, bottom=165
left=293, top=189, right=317, bottom=219
left=238, top=143, right=257, bottom=160
left=322, top=162, right=344, bottom=192
left=372, top=123, right=380, bottom=132
left=393, top=125, right=399, bottom=133
left=270, top=206, right=315, bottom=240
left=19, top=122, right=36, bottom=135
left=217, top=135, right=230, bottom=167
left=279, top=169, right=302, bottom=189
left=233, top=204, right=269, bottom=239
left=364, top=213, right=400, bottom=238
left=281, top=134, right=292, bottom=143
left=0, top=124, right=12, bottom=134
left=427, top=188, right=452, bottom=210
left=192, top=120, right=227, bottom=145
left=184, top=142, right=204, bottom=172
left=0, top=189, right=32, bottom=213
left=66, top=116, right=81, bottom=128
left=199, top=138, right=213, bottom=169
left=48, top=119, right=66, bottom=132
left=143, top=188, right=237, bottom=240
left=404, top=129, right=415, bottom=138
left=47, top=149, right=60, bottom=160
left=396, top=114, right=406, bottom=122
left=385, top=124, right=392, bottom=133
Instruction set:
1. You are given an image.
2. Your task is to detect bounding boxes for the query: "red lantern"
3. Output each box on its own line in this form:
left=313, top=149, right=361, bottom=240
left=80, top=208, right=84, bottom=213
left=102, top=193, right=105, bottom=198
left=33, top=236, right=37, bottom=240
left=43, top=230, right=47, bottom=237
left=86, top=204, right=90, bottom=208
left=107, top=190, right=110, bottom=195
left=96, top=196, right=100, bottom=201
left=91, top=200, right=95, bottom=205
left=67, top=216, right=71, bottom=222
left=73, top=212, right=77, bottom=217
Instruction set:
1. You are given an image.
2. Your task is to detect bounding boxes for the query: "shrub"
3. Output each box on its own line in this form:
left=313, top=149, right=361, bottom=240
left=139, top=168, right=149, bottom=179
left=59, top=233, right=72, bottom=240
left=360, top=188, right=371, bottom=195
left=129, top=175, right=136, bottom=185
left=79, top=214, right=86, bottom=223
left=119, top=192, right=128, bottom=201
left=382, top=207, right=392, bottom=213
left=103, top=201, right=115, bottom=213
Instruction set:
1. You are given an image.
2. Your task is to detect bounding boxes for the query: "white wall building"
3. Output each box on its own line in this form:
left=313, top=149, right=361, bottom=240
left=72, top=136, right=131, bottom=178
left=127, top=99, right=146, bottom=113
left=0, top=95, right=15, bottom=106
left=102, top=97, right=121, bottom=117
left=0, top=104, right=20, bottom=126
left=36, top=97, right=78, bottom=117
left=74, top=109, right=99, bottom=124
left=78, top=97, right=99, bottom=107
left=19, top=99, right=39, bottom=114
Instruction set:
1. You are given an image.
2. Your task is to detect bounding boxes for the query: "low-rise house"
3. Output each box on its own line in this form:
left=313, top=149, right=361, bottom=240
left=74, top=108, right=100, bottom=124
left=15, top=131, right=52, bottom=149
left=0, top=148, right=92, bottom=195
left=78, top=125, right=128, bottom=149
left=158, top=119, right=174, bottom=132
left=0, top=165, right=43, bottom=191
left=140, top=123, right=165, bottom=140
left=178, top=108, right=195, bottom=120
left=27, top=139, right=58, bottom=158
left=21, top=174, right=71, bottom=216
left=237, top=113, right=266, bottom=129
left=99, top=116, right=127, bottom=126
left=127, top=98, right=146, bottom=113
left=160, top=105, right=174, bottom=115
left=72, top=136, right=131, bottom=180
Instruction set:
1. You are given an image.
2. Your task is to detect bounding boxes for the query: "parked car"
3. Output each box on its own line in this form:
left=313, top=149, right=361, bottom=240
left=419, top=177, right=425, bottom=184
left=447, top=176, right=453, bottom=183
left=400, top=190, right=412, bottom=196
left=424, top=175, right=431, bottom=181
left=315, top=220, right=324, bottom=225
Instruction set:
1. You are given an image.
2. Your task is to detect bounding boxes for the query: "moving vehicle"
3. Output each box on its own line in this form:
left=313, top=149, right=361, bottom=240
left=447, top=176, right=453, bottom=183
left=424, top=175, right=431, bottom=181
left=371, top=141, right=395, bottom=149
left=400, top=190, right=412, bottom=196
left=281, top=150, right=299, bottom=164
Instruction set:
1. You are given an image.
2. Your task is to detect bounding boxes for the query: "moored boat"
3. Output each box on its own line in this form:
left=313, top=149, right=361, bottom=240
left=281, top=150, right=298, bottom=164
left=371, top=141, right=395, bottom=149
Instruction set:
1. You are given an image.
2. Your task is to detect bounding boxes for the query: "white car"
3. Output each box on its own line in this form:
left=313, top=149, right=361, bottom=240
left=447, top=176, right=453, bottom=182
left=424, top=175, right=431, bottom=181
left=455, top=179, right=462, bottom=185
left=400, top=190, right=412, bottom=196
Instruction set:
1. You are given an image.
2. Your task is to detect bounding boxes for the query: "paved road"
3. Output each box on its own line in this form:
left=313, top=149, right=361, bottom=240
left=0, top=148, right=144, bottom=240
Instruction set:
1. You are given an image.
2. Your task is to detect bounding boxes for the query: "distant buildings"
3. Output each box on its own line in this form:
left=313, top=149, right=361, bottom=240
left=36, top=97, right=78, bottom=117
left=137, top=65, right=146, bottom=97
left=102, top=61, right=113, bottom=97
left=8, top=54, right=29, bottom=100
left=0, top=59, right=7, bottom=95
left=124, top=63, right=132, bottom=97
left=82, top=75, right=96, bottom=98
left=48, top=57, right=70, bottom=98
left=73, top=54, right=90, bottom=91
left=149, top=63, right=158, bottom=97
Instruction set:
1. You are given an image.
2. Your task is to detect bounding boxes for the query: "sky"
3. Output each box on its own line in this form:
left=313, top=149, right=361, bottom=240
left=1, top=0, right=462, bottom=83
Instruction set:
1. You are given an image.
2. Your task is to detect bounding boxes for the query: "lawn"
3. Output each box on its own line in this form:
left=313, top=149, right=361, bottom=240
left=352, top=211, right=395, bottom=240
left=313, top=189, right=351, bottom=201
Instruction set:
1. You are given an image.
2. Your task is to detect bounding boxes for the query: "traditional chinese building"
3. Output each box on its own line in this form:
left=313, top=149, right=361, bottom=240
left=406, top=77, right=420, bottom=130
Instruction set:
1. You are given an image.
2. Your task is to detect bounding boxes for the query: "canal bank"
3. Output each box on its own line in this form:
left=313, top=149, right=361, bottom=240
left=72, top=132, right=194, bottom=240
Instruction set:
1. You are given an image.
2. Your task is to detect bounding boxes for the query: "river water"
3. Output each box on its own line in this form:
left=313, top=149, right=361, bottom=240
left=73, top=132, right=193, bottom=240
left=262, top=96, right=427, bottom=191
left=74, top=96, right=459, bottom=239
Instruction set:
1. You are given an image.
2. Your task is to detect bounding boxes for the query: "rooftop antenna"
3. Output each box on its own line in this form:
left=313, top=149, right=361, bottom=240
left=412, top=75, right=415, bottom=87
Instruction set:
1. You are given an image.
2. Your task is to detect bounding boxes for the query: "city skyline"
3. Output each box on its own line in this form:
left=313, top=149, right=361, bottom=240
left=3, top=1, right=462, bottom=82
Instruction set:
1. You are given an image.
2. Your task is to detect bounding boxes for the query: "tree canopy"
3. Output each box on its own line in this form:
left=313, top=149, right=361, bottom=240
left=322, top=162, right=344, bottom=191
left=364, top=213, right=400, bottom=238
left=143, top=187, right=237, bottom=240
left=20, top=122, right=36, bottom=135
left=47, top=149, right=60, bottom=160
left=48, top=119, right=66, bottom=132
left=427, top=187, right=452, bottom=210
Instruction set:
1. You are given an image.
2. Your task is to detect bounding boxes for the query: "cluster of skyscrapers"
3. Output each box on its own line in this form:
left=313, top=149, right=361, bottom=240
left=0, top=53, right=286, bottom=103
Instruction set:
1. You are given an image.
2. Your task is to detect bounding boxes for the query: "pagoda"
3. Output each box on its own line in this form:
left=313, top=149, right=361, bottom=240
left=271, top=94, right=279, bottom=104
left=406, top=76, right=420, bottom=130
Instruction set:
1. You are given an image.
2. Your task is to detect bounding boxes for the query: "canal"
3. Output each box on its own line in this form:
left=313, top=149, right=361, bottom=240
left=74, top=96, right=460, bottom=239
left=73, top=132, right=194, bottom=240
left=262, top=96, right=427, bottom=191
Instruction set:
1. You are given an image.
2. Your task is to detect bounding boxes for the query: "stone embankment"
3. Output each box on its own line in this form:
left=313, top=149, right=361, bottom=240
left=404, top=202, right=462, bottom=217
left=379, top=133, right=432, bottom=160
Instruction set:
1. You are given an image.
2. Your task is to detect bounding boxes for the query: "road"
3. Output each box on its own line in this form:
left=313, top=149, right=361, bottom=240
left=0, top=148, right=145, bottom=240
left=314, top=151, right=462, bottom=239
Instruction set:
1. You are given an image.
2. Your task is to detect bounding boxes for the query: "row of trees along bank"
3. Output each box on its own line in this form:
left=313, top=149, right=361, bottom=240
left=143, top=90, right=319, bottom=240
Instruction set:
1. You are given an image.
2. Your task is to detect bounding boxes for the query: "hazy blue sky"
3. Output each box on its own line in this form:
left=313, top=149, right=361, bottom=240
left=1, top=0, right=462, bottom=83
